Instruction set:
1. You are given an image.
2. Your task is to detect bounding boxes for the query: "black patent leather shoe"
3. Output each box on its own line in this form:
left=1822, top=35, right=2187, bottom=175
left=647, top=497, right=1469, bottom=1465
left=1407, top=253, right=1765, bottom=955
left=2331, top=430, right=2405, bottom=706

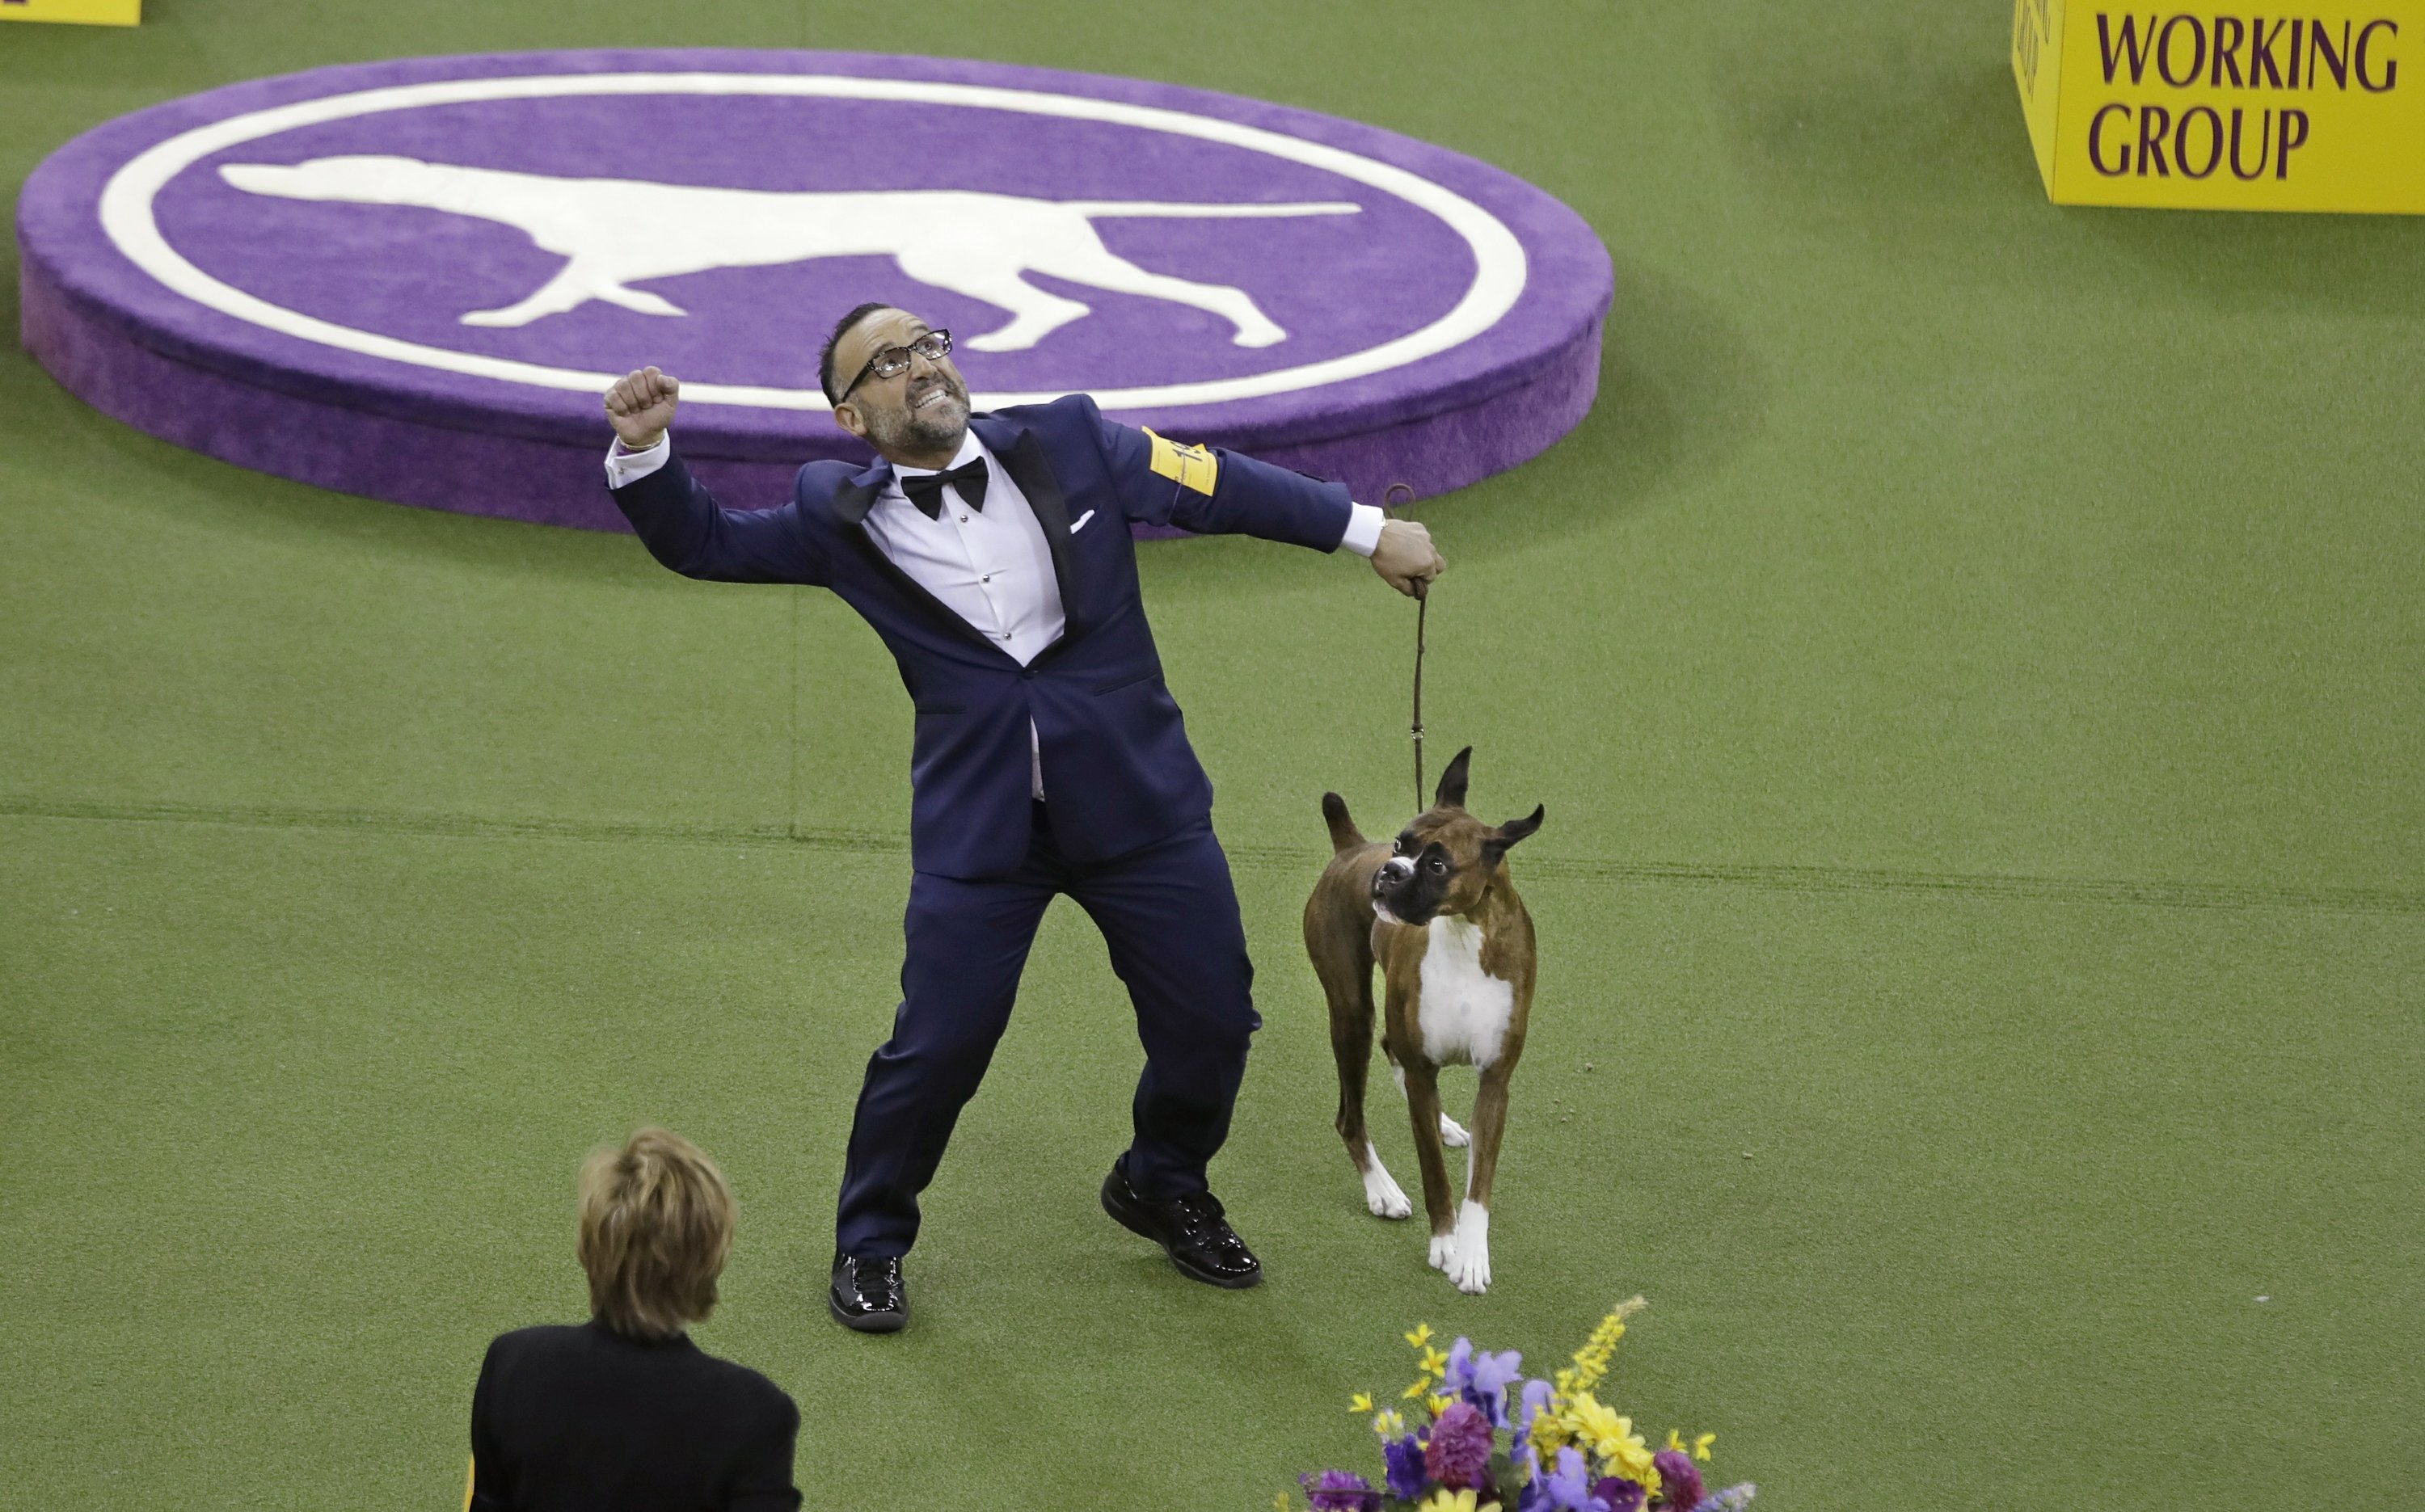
left=1101, top=1159, right=1262, bottom=1288
left=828, top=1252, right=908, bottom=1333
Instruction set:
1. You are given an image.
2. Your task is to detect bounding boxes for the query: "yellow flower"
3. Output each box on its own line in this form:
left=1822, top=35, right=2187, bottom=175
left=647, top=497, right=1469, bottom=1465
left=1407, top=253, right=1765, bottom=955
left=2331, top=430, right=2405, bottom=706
left=1418, top=1345, right=1451, bottom=1377
left=1371, top=1409, right=1406, bottom=1438
left=1612, top=1436, right=1658, bottom=1484
left=1557, top=1298, right=1647, bottom=1396
left=1563, top=1394, right=1621, bottom=1451
left=1695, top=1433, right=1717, bottom=1462
left=1350, top=1392, right=1374, bottom=1414
left=1529, top=1406, right=1568, bottom=1460
left=1666, top=1430, right=1685, bottom=1454
left=1405, top=1323, right=1435, bottom=1349
left=1403, top=1376, right=1435, bottom=1400
left=1415, top=1492, right=1499, bottom=1512
left=1274, top=1495, right=1293, bottom=1512
left=1564, top=1394, right=1655, bottom=1483
left=1428, top=1393, right=1453, bottom=1418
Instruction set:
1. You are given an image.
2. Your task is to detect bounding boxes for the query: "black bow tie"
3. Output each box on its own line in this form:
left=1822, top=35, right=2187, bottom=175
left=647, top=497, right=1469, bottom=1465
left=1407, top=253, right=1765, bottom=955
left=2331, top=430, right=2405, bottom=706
left=901, top=458, right=989, bottom=518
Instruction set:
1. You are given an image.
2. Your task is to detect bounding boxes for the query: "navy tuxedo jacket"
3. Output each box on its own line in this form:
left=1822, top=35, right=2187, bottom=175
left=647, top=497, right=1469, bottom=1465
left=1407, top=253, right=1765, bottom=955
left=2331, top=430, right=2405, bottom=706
left=610, top=394, right=1352, bottom=879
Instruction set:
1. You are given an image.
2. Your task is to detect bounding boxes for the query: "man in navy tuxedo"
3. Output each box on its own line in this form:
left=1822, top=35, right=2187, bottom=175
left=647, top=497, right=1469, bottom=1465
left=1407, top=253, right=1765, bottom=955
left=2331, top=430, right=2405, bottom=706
left=602, top=304, right=1442, bottom=1332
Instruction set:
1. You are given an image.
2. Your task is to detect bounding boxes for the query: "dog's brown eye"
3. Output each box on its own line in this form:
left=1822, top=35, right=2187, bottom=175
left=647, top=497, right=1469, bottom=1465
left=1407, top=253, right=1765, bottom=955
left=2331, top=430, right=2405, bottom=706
left=1427, top=857, right=1448, bottom=874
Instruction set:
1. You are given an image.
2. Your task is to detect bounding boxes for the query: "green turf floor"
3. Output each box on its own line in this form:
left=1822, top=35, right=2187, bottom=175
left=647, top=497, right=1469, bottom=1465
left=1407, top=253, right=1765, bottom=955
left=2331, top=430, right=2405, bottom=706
left=4, top=2, right=2422, bottom=1509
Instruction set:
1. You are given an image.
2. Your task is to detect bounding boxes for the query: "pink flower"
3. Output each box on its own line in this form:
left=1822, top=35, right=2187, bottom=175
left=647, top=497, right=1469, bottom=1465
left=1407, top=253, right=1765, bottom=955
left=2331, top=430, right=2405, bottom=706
left=1651, top=1450, right=1704, bottom=1511
left=1424, top=1401, right=1495, bottom=1489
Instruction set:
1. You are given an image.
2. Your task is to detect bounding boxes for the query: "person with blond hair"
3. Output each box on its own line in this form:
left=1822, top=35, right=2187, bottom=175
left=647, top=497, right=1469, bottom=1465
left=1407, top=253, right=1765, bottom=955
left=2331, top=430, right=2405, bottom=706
left=465, top=1128, right=800, bottom=1512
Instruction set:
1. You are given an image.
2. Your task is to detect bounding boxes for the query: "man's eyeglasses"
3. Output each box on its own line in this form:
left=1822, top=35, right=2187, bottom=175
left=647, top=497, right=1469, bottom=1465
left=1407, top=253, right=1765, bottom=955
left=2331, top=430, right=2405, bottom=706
left=837, top=330, right=953, bottom=402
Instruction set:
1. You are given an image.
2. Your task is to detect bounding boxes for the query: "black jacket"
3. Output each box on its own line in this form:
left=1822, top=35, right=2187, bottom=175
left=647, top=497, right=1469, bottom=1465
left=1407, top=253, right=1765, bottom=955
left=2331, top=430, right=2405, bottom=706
left=609, top=394, right=1353, bottom=878
left=468, top=1321, right=799, bottom=1512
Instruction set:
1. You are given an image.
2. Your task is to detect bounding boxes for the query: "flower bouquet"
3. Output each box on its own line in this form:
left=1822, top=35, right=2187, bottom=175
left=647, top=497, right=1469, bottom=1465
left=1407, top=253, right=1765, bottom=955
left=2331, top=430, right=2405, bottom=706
left=1282, top=1299, right=1754, bottom=1512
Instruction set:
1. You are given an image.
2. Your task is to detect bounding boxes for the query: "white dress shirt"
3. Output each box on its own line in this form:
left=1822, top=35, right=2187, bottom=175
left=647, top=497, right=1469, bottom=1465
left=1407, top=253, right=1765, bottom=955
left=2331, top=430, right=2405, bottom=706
left=605, top=432, right=1385, bottom=800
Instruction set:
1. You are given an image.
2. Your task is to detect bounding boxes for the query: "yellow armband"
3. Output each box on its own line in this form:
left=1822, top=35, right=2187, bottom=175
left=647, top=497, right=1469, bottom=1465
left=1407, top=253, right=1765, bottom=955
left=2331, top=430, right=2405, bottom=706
left=1142, top=427, right=1219, bottom=496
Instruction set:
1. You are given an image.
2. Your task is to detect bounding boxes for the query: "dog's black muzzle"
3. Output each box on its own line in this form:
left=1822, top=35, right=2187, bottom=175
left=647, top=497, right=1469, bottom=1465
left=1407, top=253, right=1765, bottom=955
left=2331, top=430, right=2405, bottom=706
left=1372, top=855, right=1441, bottom=928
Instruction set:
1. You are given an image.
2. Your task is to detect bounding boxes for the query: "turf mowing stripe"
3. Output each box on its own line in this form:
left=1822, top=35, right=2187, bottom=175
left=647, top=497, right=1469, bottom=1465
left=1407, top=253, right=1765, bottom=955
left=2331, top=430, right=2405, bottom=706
left=0, top=793, right=893, bottom=853
left=8, top=793, right=2418, bottom=916
left=1502, top=856, right=2425, bottom=915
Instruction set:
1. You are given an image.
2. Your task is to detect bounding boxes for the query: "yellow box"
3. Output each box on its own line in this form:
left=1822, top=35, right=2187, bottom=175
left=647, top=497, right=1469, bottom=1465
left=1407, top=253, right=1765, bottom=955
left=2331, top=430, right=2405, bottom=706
left=0, top=0, right=141, bottom=24
left=2014, top=0, right=2424, bottom=211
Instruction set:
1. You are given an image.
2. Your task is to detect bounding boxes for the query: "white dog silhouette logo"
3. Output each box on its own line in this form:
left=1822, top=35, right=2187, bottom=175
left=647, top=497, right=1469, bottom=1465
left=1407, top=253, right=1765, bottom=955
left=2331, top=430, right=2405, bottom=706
left=217, top=154, right=1361, bottom=352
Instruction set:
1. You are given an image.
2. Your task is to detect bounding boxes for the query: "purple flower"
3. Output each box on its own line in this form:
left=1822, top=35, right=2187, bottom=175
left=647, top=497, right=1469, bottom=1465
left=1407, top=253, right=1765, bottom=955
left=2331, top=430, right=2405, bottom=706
left=1382, top=1434, right=1430, bottom=1501
left=1651, top=1450, right=1705, bottom=1511
left=1594, top=1478, right=1647, bottom=1512
left=1515, top=1378, right=1557, bottom=1437
left=1424, top=1401, right=1495, bottom=1490
left=1299, top=1469, right=1380, bottom=1512
left=1439, top=1337, right=1478, bottom=1407
left=1436, top=1338, right=1528, bottom=1426
left=1465, top=1347, right=1525, bottom=1426
left=1540, top=1447, right=1609, bottom=1512
left=1513, top=1445, right=1550, bottom=1512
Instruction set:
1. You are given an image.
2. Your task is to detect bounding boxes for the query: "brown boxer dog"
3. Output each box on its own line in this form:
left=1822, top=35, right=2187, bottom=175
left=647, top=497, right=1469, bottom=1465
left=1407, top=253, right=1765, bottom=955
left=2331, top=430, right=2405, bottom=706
left=1302, top=747, right=1541, bottom=1293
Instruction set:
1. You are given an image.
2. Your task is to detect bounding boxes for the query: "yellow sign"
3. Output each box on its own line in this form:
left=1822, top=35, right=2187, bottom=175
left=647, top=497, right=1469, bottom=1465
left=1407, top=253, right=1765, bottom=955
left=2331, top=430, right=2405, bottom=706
left=0, top=0, right=141, bottom=23
left=2014, top=1, right=2423, bottom=211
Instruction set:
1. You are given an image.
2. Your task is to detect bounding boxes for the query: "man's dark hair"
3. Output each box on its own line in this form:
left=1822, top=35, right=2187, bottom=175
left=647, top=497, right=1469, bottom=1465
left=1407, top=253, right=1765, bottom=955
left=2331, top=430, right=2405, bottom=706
left=818, top=301, right=895, bottom=405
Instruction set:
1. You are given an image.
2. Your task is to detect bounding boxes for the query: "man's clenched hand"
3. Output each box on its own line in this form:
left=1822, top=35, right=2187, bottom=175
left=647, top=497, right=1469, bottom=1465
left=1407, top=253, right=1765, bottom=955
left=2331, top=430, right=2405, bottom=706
left=1371, top=518, right=1445, bottom=598
left=603, top=367, right=680, bottom=450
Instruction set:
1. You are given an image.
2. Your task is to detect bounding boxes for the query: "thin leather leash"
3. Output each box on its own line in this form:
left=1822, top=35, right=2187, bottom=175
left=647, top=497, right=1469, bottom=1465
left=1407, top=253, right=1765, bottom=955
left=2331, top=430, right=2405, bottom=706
left=1381, top=482, right=1428, bottom=812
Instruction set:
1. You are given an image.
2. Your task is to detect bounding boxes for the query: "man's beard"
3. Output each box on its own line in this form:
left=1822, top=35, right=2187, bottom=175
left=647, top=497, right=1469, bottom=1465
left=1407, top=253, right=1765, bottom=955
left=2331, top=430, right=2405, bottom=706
left=871, top=381, right=971, bottom=454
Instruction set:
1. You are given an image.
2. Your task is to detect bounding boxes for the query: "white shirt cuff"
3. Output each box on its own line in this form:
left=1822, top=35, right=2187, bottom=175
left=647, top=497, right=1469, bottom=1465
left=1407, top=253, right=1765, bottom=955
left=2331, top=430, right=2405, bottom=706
left=1339, top=502, right=1385, bottom=558
left=605, top=434, right=672, bottom=489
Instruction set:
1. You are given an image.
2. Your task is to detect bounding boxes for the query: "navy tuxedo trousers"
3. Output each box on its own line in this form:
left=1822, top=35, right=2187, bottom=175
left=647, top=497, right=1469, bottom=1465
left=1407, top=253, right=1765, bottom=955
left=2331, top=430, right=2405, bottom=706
left=834, top=803, right=1259, bottom=1258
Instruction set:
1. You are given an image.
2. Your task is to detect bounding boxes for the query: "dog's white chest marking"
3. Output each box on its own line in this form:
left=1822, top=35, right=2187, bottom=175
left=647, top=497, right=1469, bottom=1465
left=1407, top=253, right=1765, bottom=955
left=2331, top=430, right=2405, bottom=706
left=1416, top=916, right=1514, bottom=1068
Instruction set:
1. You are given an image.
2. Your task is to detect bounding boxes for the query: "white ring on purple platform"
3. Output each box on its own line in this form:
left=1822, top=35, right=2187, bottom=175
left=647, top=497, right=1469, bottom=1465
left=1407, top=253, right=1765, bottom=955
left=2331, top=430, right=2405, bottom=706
left=99, top=72, right=1528, bottom=412
left=23, top=50, right=1613, bottom=531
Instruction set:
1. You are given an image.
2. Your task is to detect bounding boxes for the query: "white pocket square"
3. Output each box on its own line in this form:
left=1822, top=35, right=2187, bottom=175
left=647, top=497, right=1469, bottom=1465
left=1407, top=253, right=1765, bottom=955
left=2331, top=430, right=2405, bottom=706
left=1070, top=510, right=1097, bottom=534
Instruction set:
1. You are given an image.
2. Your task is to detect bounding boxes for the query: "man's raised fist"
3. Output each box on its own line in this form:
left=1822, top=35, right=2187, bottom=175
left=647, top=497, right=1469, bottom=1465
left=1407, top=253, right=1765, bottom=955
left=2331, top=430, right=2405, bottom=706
left=603, top=367, right=680, bottom=450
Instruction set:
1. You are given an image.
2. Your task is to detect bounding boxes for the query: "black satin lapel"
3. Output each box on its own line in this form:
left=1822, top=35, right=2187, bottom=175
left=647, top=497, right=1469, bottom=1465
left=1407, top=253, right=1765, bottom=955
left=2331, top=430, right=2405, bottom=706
left=832, top=478, right=883, bottom=526
left=830, top=473, right=990, bottom=649
left=1002, top=431, right=1081, bottom=636
left=841, top=522, right=1003, bottom=655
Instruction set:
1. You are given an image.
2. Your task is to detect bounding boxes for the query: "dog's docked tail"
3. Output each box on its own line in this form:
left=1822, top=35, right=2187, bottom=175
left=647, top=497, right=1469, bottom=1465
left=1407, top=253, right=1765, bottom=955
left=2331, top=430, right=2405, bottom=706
left=1320, top=793, right=1364, bottom=855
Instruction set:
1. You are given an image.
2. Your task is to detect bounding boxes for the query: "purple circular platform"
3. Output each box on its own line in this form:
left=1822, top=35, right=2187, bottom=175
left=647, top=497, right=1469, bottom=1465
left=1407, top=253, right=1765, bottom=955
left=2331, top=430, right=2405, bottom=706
left=17, top=50, right=1613, bottom=533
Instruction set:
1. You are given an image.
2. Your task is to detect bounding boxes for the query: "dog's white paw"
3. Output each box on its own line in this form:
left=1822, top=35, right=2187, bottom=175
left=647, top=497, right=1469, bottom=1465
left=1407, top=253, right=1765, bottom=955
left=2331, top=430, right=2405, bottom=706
left=1448, top=1201, right=1491, bottom=1294
left=1428, top=1230, right=1458, bottom=1273
left=1361, top=1148, right=1412, bottom=1219
left=1438, top=1112, right=1471, bottom=1148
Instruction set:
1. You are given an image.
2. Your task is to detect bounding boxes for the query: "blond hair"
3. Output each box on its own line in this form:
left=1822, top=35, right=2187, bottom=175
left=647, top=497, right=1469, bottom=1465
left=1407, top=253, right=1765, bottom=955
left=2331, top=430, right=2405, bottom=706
left=576, top=1127, right=735, bottom=1340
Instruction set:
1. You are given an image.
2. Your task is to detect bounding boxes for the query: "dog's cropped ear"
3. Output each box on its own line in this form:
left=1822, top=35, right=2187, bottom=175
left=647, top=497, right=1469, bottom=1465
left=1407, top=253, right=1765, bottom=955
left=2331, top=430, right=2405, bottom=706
left=1434, top=746, right=1474, bottom=811
left=1482, top=805, right=1545, bottom=866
